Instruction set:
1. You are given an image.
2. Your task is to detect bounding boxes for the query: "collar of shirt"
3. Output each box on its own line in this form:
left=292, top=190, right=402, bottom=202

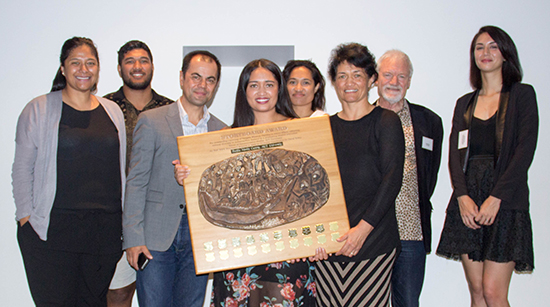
left=396, top=99, right=411, bottom=118
left=176, top=97, right=210, bottom=135
left=374, top=99, right=410, bottom=118
left=108, top=87, right=172, bottom=111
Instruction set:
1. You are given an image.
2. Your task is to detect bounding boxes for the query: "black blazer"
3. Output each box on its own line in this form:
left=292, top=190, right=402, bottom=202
left=409, top=102, right=443, bottom=253
left=448, top=83, right=538, bottom=211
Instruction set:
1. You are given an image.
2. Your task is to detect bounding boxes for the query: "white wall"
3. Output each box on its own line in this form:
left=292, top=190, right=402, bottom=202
left=1, top=1, right=548, bottom=305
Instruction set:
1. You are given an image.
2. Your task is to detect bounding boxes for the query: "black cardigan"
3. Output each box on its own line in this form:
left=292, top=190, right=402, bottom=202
left=409, top=102, right=443, bottom=253
left=329, top=108, right=405, bottom=261
left=448, top=83, right=538, bottom=211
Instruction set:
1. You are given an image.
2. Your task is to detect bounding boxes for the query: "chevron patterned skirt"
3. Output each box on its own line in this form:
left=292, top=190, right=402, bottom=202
left=313, top=248, right=397, bottom=307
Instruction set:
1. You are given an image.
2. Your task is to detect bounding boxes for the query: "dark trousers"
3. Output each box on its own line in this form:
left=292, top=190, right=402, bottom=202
left=391, top=240, right=426, bottom=307
left=136, top=215, right=208, bottom=307
left=18, top=222, right=121, bottom=307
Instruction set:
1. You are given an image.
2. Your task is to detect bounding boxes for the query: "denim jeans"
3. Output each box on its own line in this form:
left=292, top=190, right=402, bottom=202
left=391, top=240, right=426, bottom=307
left=136, top=216, right=208, bottom=307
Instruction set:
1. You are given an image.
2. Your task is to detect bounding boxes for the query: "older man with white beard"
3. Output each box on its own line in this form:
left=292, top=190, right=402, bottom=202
left=375, top=50, right=443, bottom=307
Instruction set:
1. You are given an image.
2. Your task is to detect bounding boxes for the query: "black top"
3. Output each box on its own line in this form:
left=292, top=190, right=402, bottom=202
left=448, top=83, right=538, bottom=211
left=53, top=103, right=121, bottom=212
left=329, top=107, right=405, bottom=261
left=470, top=114, right=496, bottom=156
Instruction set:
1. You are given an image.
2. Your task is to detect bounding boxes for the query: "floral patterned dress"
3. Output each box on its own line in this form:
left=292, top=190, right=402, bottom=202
left=211, top=261, right=316, bottom=307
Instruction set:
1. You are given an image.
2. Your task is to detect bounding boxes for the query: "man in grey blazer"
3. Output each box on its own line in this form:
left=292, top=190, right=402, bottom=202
left=122, top=50, right=226, bottom=307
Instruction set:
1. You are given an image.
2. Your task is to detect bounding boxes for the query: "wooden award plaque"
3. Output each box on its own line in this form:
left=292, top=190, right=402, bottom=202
left=177, top=115, right=349, bottom=274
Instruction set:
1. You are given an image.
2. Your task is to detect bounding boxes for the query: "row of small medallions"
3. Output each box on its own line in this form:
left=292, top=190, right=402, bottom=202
left=203, top=222, right=341, bottom=263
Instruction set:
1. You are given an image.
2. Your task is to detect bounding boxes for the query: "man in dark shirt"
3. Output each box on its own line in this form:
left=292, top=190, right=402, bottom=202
left=104, top=40, right=174, bottom=171
left=104, top=40, right=173, bottom=307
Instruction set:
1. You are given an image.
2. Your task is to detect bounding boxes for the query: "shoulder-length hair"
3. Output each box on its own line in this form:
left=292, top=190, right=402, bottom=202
left=282, top=60, right=326, bottom=112
left=469, top=25, right=522, bottom=90
left=51, top=37, right=99, bottom=92
left=232, top=59, right=297, bottom=128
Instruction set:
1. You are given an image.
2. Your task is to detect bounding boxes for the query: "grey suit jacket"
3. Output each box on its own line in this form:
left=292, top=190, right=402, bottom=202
left=122, top=102, right=226, bottom=251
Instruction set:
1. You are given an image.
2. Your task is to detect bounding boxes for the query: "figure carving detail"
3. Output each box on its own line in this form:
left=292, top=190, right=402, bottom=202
left=198, top=149, right=330, bottom=230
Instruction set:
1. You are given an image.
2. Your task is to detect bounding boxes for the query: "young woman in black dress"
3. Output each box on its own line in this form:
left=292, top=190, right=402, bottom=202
left=437, top=26, right=538, bottom=307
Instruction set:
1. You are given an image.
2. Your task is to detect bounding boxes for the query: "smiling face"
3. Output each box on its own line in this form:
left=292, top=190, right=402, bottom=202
left=61, top=44, right=99, bottom=93
left=287, top=66, right=320, bottom=109
left=179, top=55, right=219, bottom=108
left=246, top=67, right=279, bottom=114
left=377, top=56, right=411, bottom=105
left=119, top=48, right=153, bottom=90
left=333, top=61, right=374, bottom=105
left=474, top=32, right=505, bottom=74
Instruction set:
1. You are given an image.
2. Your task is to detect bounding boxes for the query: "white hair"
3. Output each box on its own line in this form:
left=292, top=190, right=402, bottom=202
left=377, top=49, right=414, bottom=77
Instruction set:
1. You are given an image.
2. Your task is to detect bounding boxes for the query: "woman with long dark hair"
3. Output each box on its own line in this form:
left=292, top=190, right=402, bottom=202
left=437, top=26, right=538, bottom=306
left=176, top=59, right=316, bottom=306
left=13, top=37, right=126, bottom=306
left=282, top=60, right=327, bottom=117
left=230, top=59, right=296, bottom=127
left=213, top=58, right=319, bottom=307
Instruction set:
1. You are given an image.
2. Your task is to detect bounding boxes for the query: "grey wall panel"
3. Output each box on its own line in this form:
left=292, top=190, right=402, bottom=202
left=183, top=45, right=294, bottom=67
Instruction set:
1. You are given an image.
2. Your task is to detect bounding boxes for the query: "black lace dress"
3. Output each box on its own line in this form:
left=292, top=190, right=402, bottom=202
left=437, top=114, right=534, bottom=272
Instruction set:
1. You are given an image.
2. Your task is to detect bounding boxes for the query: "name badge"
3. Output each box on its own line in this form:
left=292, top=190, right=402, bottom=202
left=422, top=136, right=433, bottom=151
left=458, top=130, right=468, bottom=149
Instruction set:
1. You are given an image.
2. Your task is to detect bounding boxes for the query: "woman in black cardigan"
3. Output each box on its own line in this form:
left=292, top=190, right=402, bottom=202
left=312, top=43, right=405, bottom=307
left=437, top=26, right=538, bottom=307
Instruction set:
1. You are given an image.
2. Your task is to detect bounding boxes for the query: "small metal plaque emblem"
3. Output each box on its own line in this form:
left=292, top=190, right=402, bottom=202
left=233, top=248, right=243, bottom=258
left=289, top=229, right=298, bottom=238
left=220, top=250, right=229, bottom=260
left=232, top=237, right=241, bottom=247
left=316, top=224, right=325, bottom=233
left=290, top=239, right=299, bottom=249
left=247, top=245, right=257, bottom=256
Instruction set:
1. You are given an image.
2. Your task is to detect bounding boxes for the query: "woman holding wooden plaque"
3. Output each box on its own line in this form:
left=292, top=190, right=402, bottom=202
left=214, top=58, right=320, bottom=307
left=312, top=43, right=405, bottom=307
left=175, top=59, right=317, bottom=306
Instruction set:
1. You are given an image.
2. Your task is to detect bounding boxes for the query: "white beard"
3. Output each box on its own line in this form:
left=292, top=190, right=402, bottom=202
left=381, top=86, right=404, bottom=104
